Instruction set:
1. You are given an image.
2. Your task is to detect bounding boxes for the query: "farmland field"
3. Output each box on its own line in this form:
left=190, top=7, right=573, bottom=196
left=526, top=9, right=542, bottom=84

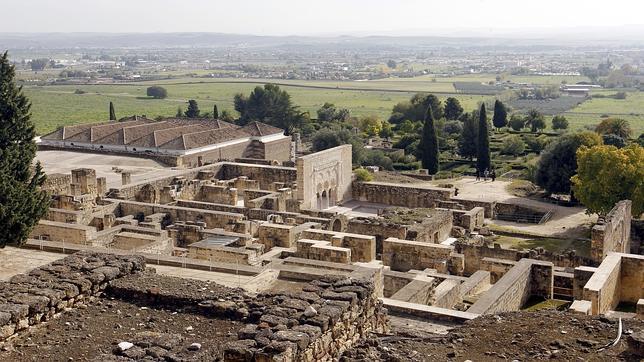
left=564, top=90, right=644, bottom=134
left=24, top=79, right=490, bottom=135
left=22, top=74, right=642, bottom=136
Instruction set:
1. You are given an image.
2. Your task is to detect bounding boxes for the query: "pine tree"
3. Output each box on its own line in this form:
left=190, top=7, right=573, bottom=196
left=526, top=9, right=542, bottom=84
left=492, top=100, right=507, bottom=130
left=185, top=99, right=200, bottom=118
left=477, top=104, right=491, bottom=172
left=0, top=51, right=50, bottom=247
left=109, top=101, right=116, bottom=121
left=212, top=104, right=219, bottom=119
left=420, top=105, right=439, bottom=174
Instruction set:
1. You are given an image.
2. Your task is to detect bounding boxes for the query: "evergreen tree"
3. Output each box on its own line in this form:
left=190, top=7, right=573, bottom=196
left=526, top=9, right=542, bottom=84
left=458, top=113, right=478, bottom=160
left=185, top=99, right=200, bottom=118
left=492, top=100, right=508, bottom=130
left=212, top=104, right=219, bottom=119
left=176, top=107, right=183, bottom=117
left=420, top=105, right=439, bottom=174
left=476, top=104, right=491, bottom=172
left=444, top=97, right=464, bottom=120
left=109, top=101, right=116, bottom=121
left=0, top=51, right=49, bottom=247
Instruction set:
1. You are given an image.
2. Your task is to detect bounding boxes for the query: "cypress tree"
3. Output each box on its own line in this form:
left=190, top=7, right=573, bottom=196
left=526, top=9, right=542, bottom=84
left=420, top=105, right=439, bottom=174
left=213, top=104, right=219, bottom=119
left=477, top=104, right=491, bottom=172
left=0, top=51, right=49, bottom=247
left=109, top=101, right=116, bottom=120
left=492, top=99, right=507, bottom=130
left=185, top=99, right=200, bottom=118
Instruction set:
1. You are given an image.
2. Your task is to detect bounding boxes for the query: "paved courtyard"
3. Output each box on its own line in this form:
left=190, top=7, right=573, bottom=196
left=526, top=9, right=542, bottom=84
left=37, top=150, right=182, bottom=188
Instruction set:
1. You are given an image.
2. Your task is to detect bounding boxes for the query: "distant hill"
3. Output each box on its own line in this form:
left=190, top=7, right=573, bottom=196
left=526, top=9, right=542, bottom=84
left=1, top=29, right=643, bottom=50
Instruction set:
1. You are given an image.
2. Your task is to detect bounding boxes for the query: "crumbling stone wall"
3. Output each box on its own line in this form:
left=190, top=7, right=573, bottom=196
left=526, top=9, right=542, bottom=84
left=224, top=275, right=388, bottom=361
left=41, top=173, right=71, bottom=195
left=352, top=181, right=454, bottom=209
left=0, top=252, right=144, bottom=342
left=382, top=237, right=464, bottom=275
left=468, top=259, right=553, bottom=315
left=591, top=200, right=632, bottom=263
left=105, top=270, right=388, bottom=361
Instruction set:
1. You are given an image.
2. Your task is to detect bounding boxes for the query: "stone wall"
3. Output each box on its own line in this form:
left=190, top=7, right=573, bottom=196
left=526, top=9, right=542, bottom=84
left=41, top=173, right=72, bottom=195
left=0, top=252, right=144, bottom=342
left=30, top=220, right=96, bottom=243
left=104, top=270, right=387, bottom=361
left=591, top=200, right=632, bottom=263
left=224, top=275, right=388, bottom=361
left=114, top=199, right=246, bottom=231
left=582, top=253, right=644, bottom=315
left=219, top=162, right=297, bottom=190
left=468, top=259, right=553, bottom=315
left=450, top=198, right=496, bottom=218
left=456, top=242, right=596, bottom=276
left=301, top=229, right=376, bottom=263
left=352, top=181, right=454, bottom=209
left=198, top=184, right=238, bottom=205
left=108, top=163, right=224, bottom=200
left=382, top=237, right=463, bottom=275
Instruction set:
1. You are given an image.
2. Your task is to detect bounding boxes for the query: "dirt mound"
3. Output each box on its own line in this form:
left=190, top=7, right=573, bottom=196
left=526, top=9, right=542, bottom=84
left=342, top=310, right=644, bottom=361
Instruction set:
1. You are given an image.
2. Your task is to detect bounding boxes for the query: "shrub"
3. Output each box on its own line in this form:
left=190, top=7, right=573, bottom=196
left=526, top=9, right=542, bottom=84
left=146, top=86, right=168, bottom=99
left=362, top=150, right=394, bottom=171
left=602, top=134, right=626, bottom=148
left=508, top=114, right=525, bottom=131
left=614, top=91, right=627, bottom=100
left=551, top=115, right=569, bottom=130
left=74, top=89, right=86, bottom=94
left=393, top=162, right=420, bottom=171
left=354, top=168, right=373, bottom=182
left=500, top=135, right=526, bottom=156
left=525, top=135, right=550, bottom=153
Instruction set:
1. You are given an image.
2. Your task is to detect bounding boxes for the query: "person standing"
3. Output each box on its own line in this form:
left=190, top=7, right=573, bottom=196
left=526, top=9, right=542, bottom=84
left=484, top=168, right=489, bottom=181
left=491, top=169, right=496, bottom=182
left=476, top=169, right=481, bottom=181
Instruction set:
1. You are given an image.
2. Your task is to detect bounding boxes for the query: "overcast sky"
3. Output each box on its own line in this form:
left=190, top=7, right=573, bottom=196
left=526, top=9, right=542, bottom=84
left=3, top=0, right=644, bottom=36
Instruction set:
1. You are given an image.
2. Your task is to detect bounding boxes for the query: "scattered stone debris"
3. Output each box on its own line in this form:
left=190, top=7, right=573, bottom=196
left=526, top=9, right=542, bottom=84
left=342, top=311, right=644, bottom=361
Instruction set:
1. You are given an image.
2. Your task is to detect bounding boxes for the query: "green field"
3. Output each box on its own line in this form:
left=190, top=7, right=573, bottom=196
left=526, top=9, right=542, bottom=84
left=21, top=73, right=643, bottom=136
left=24, top=79, right=489, bottom=135
left=565, top=90, right=644, bottom=134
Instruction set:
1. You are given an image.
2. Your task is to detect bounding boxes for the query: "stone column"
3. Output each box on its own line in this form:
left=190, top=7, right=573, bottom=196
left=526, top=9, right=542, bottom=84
left=121, top=172, right=131, bottom=186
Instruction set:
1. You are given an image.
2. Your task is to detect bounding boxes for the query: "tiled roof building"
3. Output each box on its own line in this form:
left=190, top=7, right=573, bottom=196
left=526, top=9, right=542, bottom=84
left=40, top=117, right=291, bottom=167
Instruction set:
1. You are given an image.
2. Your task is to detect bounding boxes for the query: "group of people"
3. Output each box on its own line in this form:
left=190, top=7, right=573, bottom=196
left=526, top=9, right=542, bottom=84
left=475, top=168, right=496, bottom=182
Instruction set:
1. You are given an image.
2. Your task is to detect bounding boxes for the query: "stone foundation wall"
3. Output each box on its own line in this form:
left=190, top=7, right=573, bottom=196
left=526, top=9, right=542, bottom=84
left=219, top=163, right=297, bottom=190
left=468, top=259, right=553, bottom=315
left=0, top=252, right=144, bottom=342
left=352, top=182, right=454, bottom=209
left=382, top=237, right=463, bottom=275
left=224, top=275, right=388, bottom=361
left=105, top=270, right=388, bottom=361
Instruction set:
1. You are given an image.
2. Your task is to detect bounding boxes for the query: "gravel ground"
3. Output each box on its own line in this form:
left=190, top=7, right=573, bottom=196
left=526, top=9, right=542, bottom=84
left=0, top=298, right=240, bottom=361
left=342, top=310, right=644, bottom=361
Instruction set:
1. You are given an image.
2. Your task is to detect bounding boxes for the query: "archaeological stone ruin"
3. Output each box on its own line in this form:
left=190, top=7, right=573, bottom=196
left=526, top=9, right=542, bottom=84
left=1, top=138, right=642, bottom=360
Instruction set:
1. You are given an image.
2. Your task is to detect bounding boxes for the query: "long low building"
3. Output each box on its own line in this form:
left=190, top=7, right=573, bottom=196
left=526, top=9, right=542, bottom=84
left=39, top=116, right=292, bottom=167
